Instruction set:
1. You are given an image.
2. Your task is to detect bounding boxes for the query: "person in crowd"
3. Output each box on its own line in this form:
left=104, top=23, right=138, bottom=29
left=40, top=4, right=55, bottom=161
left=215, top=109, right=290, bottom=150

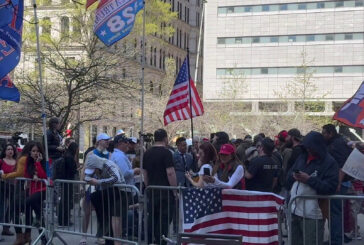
left=173, top=137, right=195, bottom=187
left=143, top=129, right=177, bottom=245
left=57, top=142, right=78, bottom=227
left=125, top=137, right=138, bottom=162
left=212, top=131, right=229, bottom=152
left=85, top=154, right=125, bottom=245
left=322, top=124, right=353, bottom=244
left=245, top=138, right=280, bottom=192
left=285, top=128, right=303, bottom=176
left=64, top=137, right=75, bottom=149
left=185, top=141, right=217, bottom=188
left=23, top=142, right=48, bottom=245
left=203, top=144, right=245, bottom=189
left=236, top=137, right=253, bottom=164
left=80, top=133, right=111, bottom=245
left=188, top=136, right=200, bottom=169
left=84, top=136, right=96, bottom=161
left=0, top=144, right=17, bottom=237
left=274, top=130, right=292, bottom=194
left=46, top=117, right=64, bottom=161
left=286, top=131, right=338, bottom=245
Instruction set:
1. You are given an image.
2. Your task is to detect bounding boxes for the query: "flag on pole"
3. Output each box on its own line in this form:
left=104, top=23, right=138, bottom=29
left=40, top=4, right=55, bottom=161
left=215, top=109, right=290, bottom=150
left=182, top=188, right=284, bottom=245
left=333, top=81, right=364, bottom=129
left=85, top=0, right=98, bottom=9
left=0, top=0, right=24, bottom=102
left=163, top=55, right=204, bottom=125
left=92, top=0, right=144, bottom=46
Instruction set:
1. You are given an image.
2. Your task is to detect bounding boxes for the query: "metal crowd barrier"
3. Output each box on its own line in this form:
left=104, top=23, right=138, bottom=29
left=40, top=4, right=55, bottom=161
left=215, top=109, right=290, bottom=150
left=287, top=194, right=364, bottom=245
left=0, top=177, right=49, bottom=244
left=144, top=185, right=185, bottom=245
left=49, top=179, right=141, bottom=245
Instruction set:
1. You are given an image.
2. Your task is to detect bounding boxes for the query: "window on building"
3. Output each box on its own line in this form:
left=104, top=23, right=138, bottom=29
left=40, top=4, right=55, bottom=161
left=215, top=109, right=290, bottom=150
left=280, top=4, right=288, bottom=10
left=41, top=17, right=51, bottom=36
left=288, top=36, right=296, bottom=42
left=150, top=46, right=153, bottom=65
left=325, top=34, right=334, bottom=41
left=334, top=66, right=343, bottom=73
left=262, top=5, right=270, bottom=11
left=356, top=0, right=364, bottom=7
left=61, top=16, right=69, bottom=40
left=345, top=34, right=353, bottom=40
left=261, top=68, right=268, bottom=74
left=259, top=102, right=287, bottom=112
left=335, top=1, right=344, bottom=7
left=235, top=38, right=242, bottom=44
left=150, top=81, right=154, bottom=92
left=153, top=48, right=157, bottom=66
left=298, top=4, right=307, bottom=10
left=317, top=2, right=325, bottom=8
left=159, top=49, right=162, bottom=69
left=270, top=36, right=279, bottom=42
left=103, top=126, right=108, bottom=133
left=252, top=37, right=260, bottom=43
left=91, top=125, right=97, bottom=140
left=227, top=7, right=234, bottom=13
left=306, top=35, right=315, bottom=42
left=41, top=0, right=51, bottom=6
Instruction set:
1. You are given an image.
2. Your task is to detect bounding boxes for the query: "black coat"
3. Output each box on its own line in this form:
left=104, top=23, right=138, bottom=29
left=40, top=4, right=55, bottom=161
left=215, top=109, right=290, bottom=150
left=46, top=129, right=62, bottom=159
left=326, top=134, right=352, bottom=168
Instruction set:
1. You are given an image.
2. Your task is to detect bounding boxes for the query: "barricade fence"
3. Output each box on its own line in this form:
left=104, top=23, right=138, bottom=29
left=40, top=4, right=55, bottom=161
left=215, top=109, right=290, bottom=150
left=287, top=194, right=364, bottom=245
left=1, top=177, right=363, bottom=245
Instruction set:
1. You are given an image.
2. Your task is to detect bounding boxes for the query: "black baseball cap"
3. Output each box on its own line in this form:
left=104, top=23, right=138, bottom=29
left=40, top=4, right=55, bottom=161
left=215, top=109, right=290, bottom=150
left=114, top=134, right=130, bottom=144
left=288, top=128, right=303, bottom=141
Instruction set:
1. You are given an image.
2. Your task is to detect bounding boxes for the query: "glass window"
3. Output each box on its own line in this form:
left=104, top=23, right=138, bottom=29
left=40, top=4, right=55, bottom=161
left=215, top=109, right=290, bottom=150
left=298, top=4, right=307, bottom=10
left=270, top=5, right=279, bottom=11
left=307, top=3, right=317, bottom=9
left=217, top=38, right=225, bottom=44
left=218, top=8, right=227, bottom=14
left=317, top=2, right=325, bottom=8
left=245, top=6, right=252, bottom=12
left=297, top=67, right=307, bottom=74
left=243, top=37, right=252, bottom=44
left=315, top=34, right=325, bottom=41
left=344, top=1, right=356, bottom=7
left=325, top=2, right=335, bottom=8
left=288, top=3, right=298, bottom=10
left=278, top=67, right=296, bottom=74
left=335, top=1, right=344, bottom=7
left=355, top=0, right=364, bottom=7
left=235, top=7, right=245, bottom=13
left=260, top=36, right=270, bottom=43
left=250, top=68, right=260, bottom=75
left=296, top=35, right=306, bottom=42
left=268, top=68, right=278, bottom=74
left=225, top=38, right=235, bottom=44
left=279, top=4, right=288, bottom=10
left=270, top=36, right=279, bottom=43
left=353, top=33, right=364, bottom=39
left=227, top=7, right=234, bottom=13
left=306, top=35, right=315, bottom=42
left=262, top=5, right=270, bottom=11
left=335, top=34, right=345, bottom=40
left=288, top=35, right=296, bottom=42
left=279, top=36, right=288, bottom=42
left=260, top=68, right=268, bottom=74
left=345, top=34, right=353, bottom=40
left=235, top=38, right=242, bottom=44
left=325, top=34, right=334, bottom=41
left=216, top=69, right=224, bottom=76
left=343, top=66, right=363, bottom=73
left=334, top=67, right=343, bottom=73
left=252, top=6, right=262, bottom=12
left=316, top=67, right=334, bottom=73
left=252, top=37, right=260, bottom=43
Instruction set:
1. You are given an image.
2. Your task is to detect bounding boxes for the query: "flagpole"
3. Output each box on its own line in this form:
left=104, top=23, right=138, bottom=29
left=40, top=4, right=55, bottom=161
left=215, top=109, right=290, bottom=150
left=32, top=0, right=50, bottom=176
left=187, top=50, right=194, bottom=139
left=194, top=0, right=205, bottom=85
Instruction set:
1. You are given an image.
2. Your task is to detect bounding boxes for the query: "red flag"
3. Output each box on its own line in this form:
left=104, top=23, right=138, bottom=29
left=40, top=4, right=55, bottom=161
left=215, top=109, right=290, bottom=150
left=333, top=81, right=364, bottom=129
left=163, top=55, right=204, bottom=126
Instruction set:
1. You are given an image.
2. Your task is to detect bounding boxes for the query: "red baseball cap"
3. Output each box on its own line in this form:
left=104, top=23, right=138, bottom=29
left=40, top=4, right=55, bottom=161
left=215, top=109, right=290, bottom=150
left=219, top=144, right=235, bottom=155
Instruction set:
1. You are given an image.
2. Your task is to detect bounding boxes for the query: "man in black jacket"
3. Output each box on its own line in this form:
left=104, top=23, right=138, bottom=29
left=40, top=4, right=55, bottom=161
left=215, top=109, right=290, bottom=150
left=285, top=129, right=303, bottom=175
left=322, top=124, right=353, bottom=244
left=46, top=117, right=64, bottom=160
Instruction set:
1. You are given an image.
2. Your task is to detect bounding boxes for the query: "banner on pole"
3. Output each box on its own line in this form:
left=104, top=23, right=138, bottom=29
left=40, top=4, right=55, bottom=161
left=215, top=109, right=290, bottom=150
left=333, top=81, right=364, bottom=129
left=93, top=0, right=144, bottom=46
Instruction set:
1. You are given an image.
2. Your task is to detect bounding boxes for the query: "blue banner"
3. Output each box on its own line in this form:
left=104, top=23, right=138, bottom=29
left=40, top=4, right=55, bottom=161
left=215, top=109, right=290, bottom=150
left=94, top=0, right=144, bottom=46
left=0, top=76, right=20, bottom=102
left=0, top=0, right=24, bottom=80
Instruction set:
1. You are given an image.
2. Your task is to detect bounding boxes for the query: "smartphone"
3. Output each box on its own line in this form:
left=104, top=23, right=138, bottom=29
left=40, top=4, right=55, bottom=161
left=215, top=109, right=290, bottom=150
left=203, top=168, right=211, bottom=176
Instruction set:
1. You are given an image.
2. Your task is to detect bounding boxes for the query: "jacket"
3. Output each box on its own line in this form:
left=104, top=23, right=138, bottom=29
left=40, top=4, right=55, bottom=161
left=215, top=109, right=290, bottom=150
left=46, top=129, right=62, bottom=159
left=287, top=131, right=339, bottom=219
left=1, top=156, right=26, bottom=179
left=326, top=134, right=352, bottom=168
left=24, top=159, right=48, bottom=195
left=173, top=151, right=194, bottom=187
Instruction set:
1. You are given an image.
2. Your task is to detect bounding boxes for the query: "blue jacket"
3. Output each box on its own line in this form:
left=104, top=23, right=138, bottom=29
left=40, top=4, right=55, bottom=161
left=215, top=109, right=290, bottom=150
left=173, top=151, right=194, bottom=187
left=287, top=131, right=338, bottom=195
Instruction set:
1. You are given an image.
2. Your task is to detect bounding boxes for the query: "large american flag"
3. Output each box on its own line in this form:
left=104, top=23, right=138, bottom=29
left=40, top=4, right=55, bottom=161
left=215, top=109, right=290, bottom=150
left=182, top=188, right=284, bottom=245
left=163, top=55, right=204, bottom=126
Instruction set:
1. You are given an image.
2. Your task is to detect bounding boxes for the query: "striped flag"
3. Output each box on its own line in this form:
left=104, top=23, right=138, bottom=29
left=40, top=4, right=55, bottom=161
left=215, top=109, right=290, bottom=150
left=182, top=188, right=284, bottom=245
left=163, top=55, right=204, bottom=125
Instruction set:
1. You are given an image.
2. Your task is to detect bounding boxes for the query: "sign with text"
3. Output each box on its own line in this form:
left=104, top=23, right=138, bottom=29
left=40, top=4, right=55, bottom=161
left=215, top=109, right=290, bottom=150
left=342, top=148, right=364, bottom=181
left=94, top=0, right=144, bottom=46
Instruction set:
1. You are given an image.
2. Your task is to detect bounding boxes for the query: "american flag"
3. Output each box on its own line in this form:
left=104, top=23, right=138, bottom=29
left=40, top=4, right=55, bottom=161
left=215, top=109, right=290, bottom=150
left=163, top=55, right=204, bottom=126
left=182, top=188, right=284, bottom=245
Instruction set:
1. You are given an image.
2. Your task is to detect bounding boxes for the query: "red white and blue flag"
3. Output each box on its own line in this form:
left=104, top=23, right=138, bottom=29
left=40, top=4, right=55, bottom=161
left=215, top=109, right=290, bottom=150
left=0, top=0, right=23, bottom=102
left=333, top=81, right=364, bottom=129
left=182, top=188, right=284, bottom=245
left=163, top=55, right=204, bottom=125
left=92, top=0, right=144, bottom=46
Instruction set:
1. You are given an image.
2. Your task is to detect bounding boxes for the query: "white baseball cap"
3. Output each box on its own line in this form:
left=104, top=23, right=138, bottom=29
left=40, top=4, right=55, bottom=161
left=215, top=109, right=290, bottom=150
left=130, top=137, right=138, bottom=144
left=116, top=129, right=125, bottom=135
left=96, top=133, right=111, bottom=142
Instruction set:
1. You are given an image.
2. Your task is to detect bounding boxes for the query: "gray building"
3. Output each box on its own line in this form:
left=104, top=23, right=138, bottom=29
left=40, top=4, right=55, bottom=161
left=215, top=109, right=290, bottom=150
left=204, top=0, right=364, bottom=114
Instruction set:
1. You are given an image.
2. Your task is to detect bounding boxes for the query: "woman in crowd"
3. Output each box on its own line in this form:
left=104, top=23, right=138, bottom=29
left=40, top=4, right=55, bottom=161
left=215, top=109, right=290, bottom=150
left=204, top=143, right=245, bottom=189
left=0, top=144, right=17, bottom=237
left=185, top=141, right=217, bottom=187
left=23, top=142, right=48, bottom=245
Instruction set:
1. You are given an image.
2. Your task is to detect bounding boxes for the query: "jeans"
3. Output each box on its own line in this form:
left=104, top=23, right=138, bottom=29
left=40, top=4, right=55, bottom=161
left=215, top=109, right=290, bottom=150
left=329, top=186, right=348, bottom=245
left=291, top=214, right=324, bottom=245
left=25, top=191, right=46, bottom=233
left=58, top=183, right=73, bottom=226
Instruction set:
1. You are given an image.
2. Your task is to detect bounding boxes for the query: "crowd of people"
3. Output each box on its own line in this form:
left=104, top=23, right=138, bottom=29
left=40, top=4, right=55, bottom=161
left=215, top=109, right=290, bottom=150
left=0, top=116, right=364, bottom=245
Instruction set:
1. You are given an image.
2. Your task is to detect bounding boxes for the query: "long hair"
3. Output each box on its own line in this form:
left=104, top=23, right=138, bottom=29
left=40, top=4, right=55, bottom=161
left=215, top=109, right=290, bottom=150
left=199, top=142, right=217, bottom=165
left=0, top=143, right=17, bottom=160
left=25, top=141, right=46, bottom=177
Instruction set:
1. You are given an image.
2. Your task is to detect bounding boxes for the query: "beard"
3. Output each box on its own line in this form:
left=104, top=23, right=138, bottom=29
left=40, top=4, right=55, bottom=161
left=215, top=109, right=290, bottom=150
left=285, top=139, right=293, bottom=148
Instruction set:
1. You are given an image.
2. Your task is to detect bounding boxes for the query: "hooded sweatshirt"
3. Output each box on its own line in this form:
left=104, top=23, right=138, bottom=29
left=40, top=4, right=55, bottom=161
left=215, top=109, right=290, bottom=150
left=286, top=131, right=338, bottom=219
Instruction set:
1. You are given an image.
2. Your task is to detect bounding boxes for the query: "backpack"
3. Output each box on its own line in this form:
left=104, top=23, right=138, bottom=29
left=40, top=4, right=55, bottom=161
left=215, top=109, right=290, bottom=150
left=52, top=157, right=66, bottom=180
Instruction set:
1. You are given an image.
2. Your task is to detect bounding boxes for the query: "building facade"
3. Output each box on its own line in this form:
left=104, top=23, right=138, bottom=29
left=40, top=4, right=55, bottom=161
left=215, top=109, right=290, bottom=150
left=204, top=0, right=364, bottom=115
left=17, top=0, right=203, bottom=151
